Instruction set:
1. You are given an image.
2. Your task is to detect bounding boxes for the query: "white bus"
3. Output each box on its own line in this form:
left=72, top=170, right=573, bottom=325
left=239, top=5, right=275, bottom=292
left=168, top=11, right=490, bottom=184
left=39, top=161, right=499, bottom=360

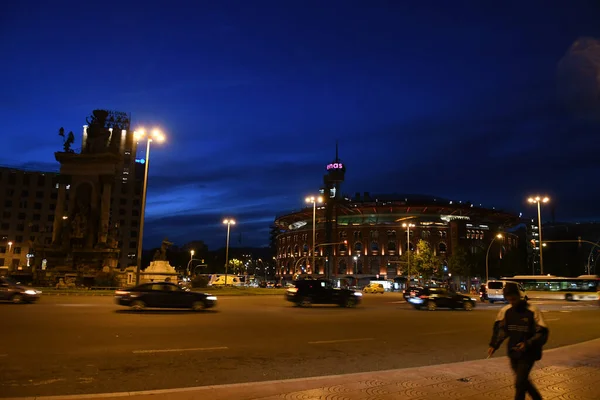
left=500, top=275, right=599, bottom=301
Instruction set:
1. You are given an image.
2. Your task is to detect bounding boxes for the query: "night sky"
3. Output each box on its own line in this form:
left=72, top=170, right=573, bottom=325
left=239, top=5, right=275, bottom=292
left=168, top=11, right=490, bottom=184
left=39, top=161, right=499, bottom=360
left=2, top=1, right=599, bottom=249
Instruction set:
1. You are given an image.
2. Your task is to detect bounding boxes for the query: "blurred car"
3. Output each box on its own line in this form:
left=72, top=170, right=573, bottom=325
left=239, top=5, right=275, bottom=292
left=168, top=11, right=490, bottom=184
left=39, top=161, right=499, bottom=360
left=403, top=286, right=423, bottom=301
left=479, top=284, right=488, bottom=302
left=363, top=283, right=385, bottom=294
left=285, top=279, right=362, bottom=307
left=115, top=282, right=217, bottom=311
left=407, top=287, right=476, bottom=311
left=0, top=277, right=41, bottom=304
left=266, top=281, right=276, bottom=288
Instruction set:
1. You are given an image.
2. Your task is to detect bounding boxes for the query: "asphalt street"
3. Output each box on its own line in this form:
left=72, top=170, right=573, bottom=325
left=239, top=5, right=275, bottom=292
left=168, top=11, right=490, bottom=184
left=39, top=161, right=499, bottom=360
left=1, top=293, right=599, bottom=398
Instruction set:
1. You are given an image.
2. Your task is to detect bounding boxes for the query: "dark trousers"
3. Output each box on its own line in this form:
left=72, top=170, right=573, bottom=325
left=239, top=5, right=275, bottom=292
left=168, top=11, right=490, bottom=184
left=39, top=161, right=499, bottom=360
left=510, top=358, right=542, bottom=400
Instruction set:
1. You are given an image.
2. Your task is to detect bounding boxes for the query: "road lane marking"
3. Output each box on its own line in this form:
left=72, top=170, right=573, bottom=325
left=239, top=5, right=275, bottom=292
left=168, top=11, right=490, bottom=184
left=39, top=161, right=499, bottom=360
left=133, top=346, right=228, bottom=354
left=560, top=311, right=572, bottom=313
left=545, top=318, right=560, bottom=321
left=308, top=338, right=374, bottom=345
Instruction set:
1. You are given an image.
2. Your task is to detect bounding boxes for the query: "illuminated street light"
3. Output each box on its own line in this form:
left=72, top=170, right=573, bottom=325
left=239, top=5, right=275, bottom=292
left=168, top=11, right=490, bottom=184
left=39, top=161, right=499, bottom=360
left=485, top=233, right=504, bottom=283
left=305, top=196, right=323, bottom=274
left=402, top=223, right=415, bottom=286
left=134, top=127, right=166, bottom=285
left=7, top=241, right=13, bottom=252
left=223, top=219, right=236, bottom=286
left=527, top=195, right=550, bottom=274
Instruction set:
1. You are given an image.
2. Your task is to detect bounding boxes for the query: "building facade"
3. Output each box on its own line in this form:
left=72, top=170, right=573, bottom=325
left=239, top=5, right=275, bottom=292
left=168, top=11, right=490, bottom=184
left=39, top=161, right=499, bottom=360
left=274, top=193, right=520, bottom=279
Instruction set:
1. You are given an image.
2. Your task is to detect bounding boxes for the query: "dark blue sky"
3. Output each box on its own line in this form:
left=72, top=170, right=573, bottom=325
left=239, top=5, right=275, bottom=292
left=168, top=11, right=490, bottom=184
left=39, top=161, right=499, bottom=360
left=1, top=1, right=599, bottom=249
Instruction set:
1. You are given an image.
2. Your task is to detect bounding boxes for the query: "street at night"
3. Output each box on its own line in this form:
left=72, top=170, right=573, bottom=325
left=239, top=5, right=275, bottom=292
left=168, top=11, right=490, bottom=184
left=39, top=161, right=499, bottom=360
left=1, top=294, right=599, bottom=398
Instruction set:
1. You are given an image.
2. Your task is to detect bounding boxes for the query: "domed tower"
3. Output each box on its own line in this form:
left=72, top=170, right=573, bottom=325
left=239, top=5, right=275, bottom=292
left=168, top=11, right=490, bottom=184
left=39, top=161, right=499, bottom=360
left=322, top=142, right=345, bottom=279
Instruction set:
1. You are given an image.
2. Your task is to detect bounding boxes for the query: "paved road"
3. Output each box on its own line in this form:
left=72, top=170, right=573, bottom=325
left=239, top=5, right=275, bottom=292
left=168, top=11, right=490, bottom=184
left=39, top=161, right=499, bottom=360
left=1, top=294, right=598, bottom=398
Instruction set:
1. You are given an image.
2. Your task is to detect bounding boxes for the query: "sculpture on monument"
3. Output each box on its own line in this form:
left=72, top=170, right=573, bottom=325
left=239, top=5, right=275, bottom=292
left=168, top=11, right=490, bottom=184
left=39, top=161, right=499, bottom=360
left=85, top=110, right=111, bottom=153
left=58, top=127, right=75, bottom=153
left=153, top=238, right=173, bottom=261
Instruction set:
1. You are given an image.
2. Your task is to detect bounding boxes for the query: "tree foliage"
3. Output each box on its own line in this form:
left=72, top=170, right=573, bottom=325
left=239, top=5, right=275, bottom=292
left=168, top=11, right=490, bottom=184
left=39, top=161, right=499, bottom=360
left=448, top=246, right=472, bottom=278
left=228, top=258, right=244, bottom=274
left=413, top=240, right=439, bottom=275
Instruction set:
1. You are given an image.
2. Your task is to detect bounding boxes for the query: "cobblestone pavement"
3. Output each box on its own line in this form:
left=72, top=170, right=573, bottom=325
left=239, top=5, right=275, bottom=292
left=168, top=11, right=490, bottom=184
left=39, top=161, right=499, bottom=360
left=9, top=339, right=600, bottom=400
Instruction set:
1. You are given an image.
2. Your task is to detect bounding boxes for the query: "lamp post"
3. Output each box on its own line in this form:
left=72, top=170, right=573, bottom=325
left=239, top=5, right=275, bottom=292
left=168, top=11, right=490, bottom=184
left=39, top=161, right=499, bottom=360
left=402, top=223, right=415, bottom=286
left=527, top=196, right=549, bottom=275
left=7, top=241, right=13, bottom=253
left=305, top=196, right=323, bottom=275
left=186, top=250, right=195, bottom=277
left=223, top=219, right=236, bottom=286
left=134, top=128, right=166, bottom=285
left=485, top=234, right=504, bottom=283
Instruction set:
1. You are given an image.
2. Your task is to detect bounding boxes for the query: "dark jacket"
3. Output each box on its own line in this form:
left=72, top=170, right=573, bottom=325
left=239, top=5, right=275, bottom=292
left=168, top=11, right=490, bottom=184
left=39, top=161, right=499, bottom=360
left=489, top=300, right=549, bottom=360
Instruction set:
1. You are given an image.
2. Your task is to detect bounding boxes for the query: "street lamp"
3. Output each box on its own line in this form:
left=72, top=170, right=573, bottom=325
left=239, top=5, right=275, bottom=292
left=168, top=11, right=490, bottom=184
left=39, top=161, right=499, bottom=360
left=186, top=250, right=195, bottom=277
left=485, top=233, right=504, bottom=283
left=7, top=241, right=13, bottom=252
left=528, top=196, right=549, bottom=275
left=305, top=196, right=323, bottom=275
left=402, top=223, right=415, bottom=286
left=134, top=128, right=166, bottom=285
left=223, top=218, right=236, bottom=286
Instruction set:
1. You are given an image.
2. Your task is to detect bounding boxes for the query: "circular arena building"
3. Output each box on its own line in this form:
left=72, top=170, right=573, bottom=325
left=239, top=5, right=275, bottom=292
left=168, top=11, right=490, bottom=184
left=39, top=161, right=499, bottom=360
left=274, top=193, right=521, bottom=279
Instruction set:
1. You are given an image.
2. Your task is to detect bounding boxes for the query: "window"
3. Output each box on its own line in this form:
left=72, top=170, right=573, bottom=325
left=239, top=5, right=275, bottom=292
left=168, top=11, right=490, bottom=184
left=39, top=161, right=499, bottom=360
left=6, top=189, right=14, bottom=196
left=354, top=242, right=362, bottom=252
left=33, top=214, right=41, bottom=221
left=388, top=241, right=396, bottom=252
left=4, top=200, right=12, bottom=207
left=36, top=191, right=44, bottom=199
left=370, top=231, right=379, bottom=240
left=18, top=212, right=25, bottom=220
left=132, top=210, right=139, bottom=217
left=438, top=242, right=447, bottom=253
left=119, top=209, right=126, bottom=216
left=34, top=202, right=42, bottom=210
left=13, top=247, right=21, bottom=254
left=31, top=225, right=39, bottom=232
left=2, top=211, right=9, bottom=219
left=19, top=200, right=27, bottom=208
left=21, top=190, right=29, bottom=197
left=0, top=247, right=5, bottom=254
left=37, top=175, right=45, bottom=186
left=353, top=231, right=363, bottom=240
left=0, top=258, right=4, bottom=266
left=15, top=236, right=23, bottom=243
left=48, top=215, right=55, bottom=222
left=1, top=223, right=9, bottom=230
left=130, top=231, right=137, bottom=238
left=120, top=198, right=127, bottom=205
left=16, top=224, right=24, bottom=231
left=371, top=241, right=379, bottom=251
left=129, top=241, right=136, bottom=249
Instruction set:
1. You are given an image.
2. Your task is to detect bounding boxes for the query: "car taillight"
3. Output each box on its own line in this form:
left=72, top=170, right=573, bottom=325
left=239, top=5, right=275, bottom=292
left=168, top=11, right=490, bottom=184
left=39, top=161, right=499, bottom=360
left=287, top=288, right=298, bottom=293
left=419, top=295, right=429, bottom=299
left=115, top=290, right=129, bottom=296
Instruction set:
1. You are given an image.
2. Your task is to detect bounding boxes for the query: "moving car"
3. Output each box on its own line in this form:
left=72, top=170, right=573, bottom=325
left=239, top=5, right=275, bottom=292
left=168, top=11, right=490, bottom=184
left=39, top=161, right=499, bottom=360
left=0, top=277, right=41, bottom=303
left=407, top=287, right=476, bottom=311
left=115, top=282, right=217, bottom=311
left=403, top=286, right=423, bottom=301
left=363, top=283, right=385, bottom=294
left=285, top=279, right=362, bottom=307
left=486, top=280, right=527, bottom=303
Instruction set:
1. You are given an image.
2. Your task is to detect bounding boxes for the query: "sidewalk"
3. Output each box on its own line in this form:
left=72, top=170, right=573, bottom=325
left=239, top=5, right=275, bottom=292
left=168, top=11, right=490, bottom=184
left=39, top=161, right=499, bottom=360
left=14, top=339, right=600, bottom=400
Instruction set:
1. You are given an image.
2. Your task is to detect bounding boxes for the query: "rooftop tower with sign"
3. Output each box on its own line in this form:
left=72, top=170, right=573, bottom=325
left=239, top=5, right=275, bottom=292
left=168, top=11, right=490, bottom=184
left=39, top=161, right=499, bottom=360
left=321, top=142, right=345, bottom=279
left=322, top=141, right=346, bottom=200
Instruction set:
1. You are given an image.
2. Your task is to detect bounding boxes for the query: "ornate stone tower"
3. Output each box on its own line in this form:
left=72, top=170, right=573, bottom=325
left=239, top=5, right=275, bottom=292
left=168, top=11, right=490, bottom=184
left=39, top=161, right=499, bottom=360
left=322, top=142, right=346, bottom=279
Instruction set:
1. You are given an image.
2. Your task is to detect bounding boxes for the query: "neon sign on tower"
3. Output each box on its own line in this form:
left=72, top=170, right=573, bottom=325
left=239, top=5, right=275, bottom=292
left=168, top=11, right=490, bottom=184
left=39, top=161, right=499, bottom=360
left=326, top=162, right=343, bottom=170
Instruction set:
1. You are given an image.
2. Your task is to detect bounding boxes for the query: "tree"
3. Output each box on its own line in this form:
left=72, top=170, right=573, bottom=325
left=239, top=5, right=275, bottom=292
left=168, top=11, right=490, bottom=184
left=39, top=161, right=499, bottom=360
left=228, top=258, right=244, bottom=275
left=413, top=240, right=439, bottom=277
left=448, top=246, right=472, bottom=281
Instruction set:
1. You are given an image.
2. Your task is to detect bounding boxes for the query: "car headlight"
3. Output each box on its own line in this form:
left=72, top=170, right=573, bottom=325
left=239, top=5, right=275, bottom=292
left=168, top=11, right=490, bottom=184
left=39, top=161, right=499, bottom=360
left=470, top=297, right=477, bottom=301
left=24, top=290, right=38, bottom=295
left=353, top=292, right=363, bottom=297
left=206, top=296, right=217, bottom=301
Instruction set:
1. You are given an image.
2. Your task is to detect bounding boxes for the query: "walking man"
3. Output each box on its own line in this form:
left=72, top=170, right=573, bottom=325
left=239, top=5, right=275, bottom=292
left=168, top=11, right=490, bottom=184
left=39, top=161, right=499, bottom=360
left=488, top=283, right=549, bottom=400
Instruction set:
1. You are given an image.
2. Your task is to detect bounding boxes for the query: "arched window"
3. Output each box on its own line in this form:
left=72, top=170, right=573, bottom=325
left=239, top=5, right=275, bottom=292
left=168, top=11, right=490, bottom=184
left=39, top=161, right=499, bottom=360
left=357, top=260, right=363, bottom=274
left=371, top=241, right=379, bottom=251
left=339, top=231, right=347, bottom=239
left=370, top=230, right=379, bottom=240
left=388, top=241, right=397, bottom=252
left=438, top=242, right=447, bottom=253
left=353, top=231, right=362, bottom=240
left=339, top=242, right=347, bottom=254
left=286, top=246, right=291, bottom=257
left=354, top=242, right=362, bottom=252
left=302, top=244, right=309, bottom=254
left=293, top=245, right=299, bottom=256
left=338, top=260, right=347, bottom=275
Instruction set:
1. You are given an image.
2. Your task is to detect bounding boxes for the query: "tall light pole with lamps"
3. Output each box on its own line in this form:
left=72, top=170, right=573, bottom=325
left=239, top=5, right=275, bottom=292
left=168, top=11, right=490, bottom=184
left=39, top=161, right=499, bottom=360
left=402, top=223, right=415, bottom=286
left=186, top=250, right=195, bottom=277
left=527, top=196, right=549, bottom=275
left=485, top=233, right=504, bottom=283
left=134, top=128, right=166, bottom=285
left=223, top=219, right=236, bottom=286
left=305, top=196, right=323, bottom=274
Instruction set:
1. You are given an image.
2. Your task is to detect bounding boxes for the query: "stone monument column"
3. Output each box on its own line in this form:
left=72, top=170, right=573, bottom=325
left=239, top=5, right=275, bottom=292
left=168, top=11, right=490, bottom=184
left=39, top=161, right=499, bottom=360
left=98, top=179, right=112, bottom=245
left=52, top=184, right=67, bottom=243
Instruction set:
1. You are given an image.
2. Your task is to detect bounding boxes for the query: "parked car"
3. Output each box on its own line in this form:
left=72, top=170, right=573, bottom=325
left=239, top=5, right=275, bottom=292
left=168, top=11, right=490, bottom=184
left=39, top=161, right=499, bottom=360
left=0, top=277, right=41, bottom=304
left=115, top=282, right=217, bottom=311
left=407, top=287, right=476, bottom=311
left=363, top=283, right=385, bottom=294
left=285, top=279, right=362, bottom=307
left=486, top=280, right=527, bottom=303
